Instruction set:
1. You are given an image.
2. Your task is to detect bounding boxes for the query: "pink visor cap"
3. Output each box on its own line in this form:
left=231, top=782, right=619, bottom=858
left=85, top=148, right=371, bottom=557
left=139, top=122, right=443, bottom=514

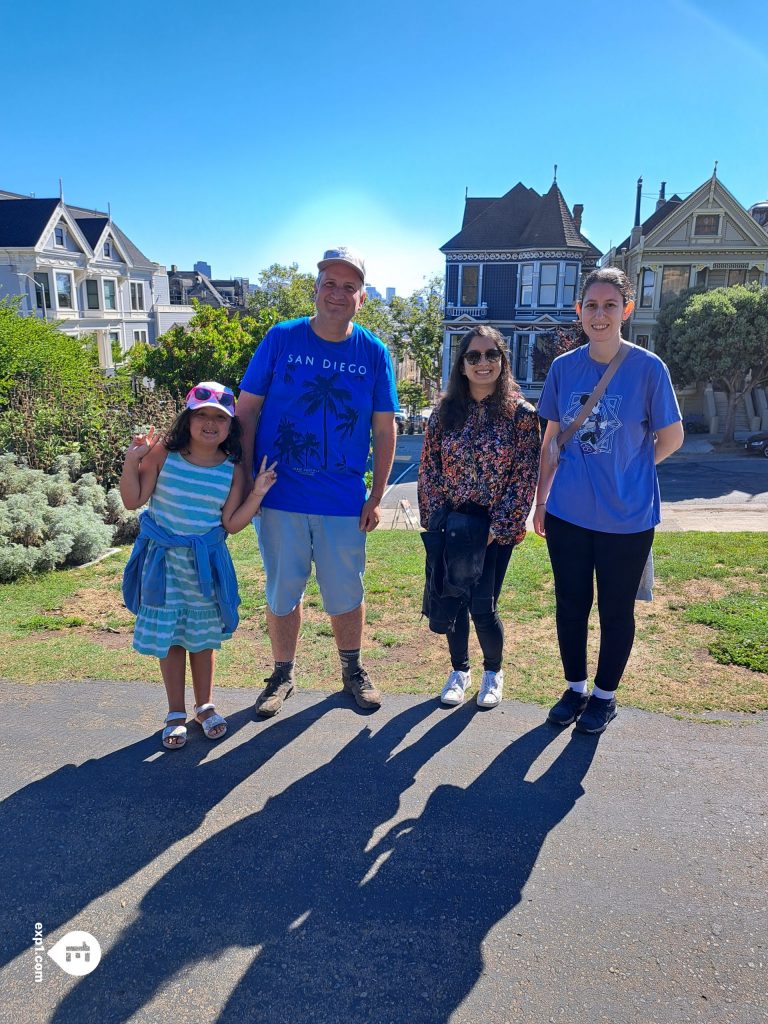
left=185, top=382, right=236, bottom=416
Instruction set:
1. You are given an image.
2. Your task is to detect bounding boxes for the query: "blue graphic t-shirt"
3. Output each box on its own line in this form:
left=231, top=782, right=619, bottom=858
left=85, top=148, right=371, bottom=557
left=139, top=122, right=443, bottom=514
left=538, top=343, right=682, bottom=533
left=239, top=317, right=399, bottom=516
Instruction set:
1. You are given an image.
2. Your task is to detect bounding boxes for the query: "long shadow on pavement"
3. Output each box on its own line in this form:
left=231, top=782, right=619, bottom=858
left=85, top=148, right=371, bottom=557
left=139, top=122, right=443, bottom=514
left=49, top=708, right=598, bottom=1024
left=1, top=694, right=387, bottom=969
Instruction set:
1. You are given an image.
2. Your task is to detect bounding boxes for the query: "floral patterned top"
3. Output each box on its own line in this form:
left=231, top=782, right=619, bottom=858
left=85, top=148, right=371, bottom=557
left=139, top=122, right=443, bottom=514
left=418, top=396, right=541, bottom=545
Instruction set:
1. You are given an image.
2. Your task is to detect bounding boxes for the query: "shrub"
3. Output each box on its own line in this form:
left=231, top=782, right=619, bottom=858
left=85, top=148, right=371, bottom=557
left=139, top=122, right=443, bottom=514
left=0, top=297, right=98, bottom=402
left=45, top=504, right=114, bottom=565
left=0, top=376, right=180, bottom=490
left=0, top=454, right=116, bottom=581
left=105, top=488, right=140, bottom=544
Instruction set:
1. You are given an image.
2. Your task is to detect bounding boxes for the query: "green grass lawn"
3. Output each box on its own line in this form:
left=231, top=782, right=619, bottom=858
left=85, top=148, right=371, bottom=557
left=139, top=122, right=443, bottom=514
left=2, top=531, right=767, bottom=716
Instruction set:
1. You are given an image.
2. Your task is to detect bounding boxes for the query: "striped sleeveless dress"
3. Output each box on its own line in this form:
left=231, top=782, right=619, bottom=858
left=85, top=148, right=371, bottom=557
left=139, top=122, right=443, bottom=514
left=132, top=451, right=236, bottom=658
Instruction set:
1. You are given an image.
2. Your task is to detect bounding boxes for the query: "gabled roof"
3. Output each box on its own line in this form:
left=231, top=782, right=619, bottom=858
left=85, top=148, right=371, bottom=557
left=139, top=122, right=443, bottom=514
left=442, top=181, right=601, bottom=258
left=74, top=216, right=109, bottom=249
left=462, top=198, right=497, bottom=228
left=69, top=205, right=155, bottom=268
left=0, top=193, right=156, bottom=269
left=169, top=269, right=229, bottom=306
left=518, top=184, right=594, bottom=250
left=615, top=195, right=684, bottom=253
left=0, top=198, right=60, bottom=246
left=442, top=183, right=540, bottom=250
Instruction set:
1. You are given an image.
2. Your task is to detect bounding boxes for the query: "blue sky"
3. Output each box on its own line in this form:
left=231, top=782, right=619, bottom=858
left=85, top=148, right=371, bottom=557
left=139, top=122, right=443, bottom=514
left=3, top=0, right=767, bottom=295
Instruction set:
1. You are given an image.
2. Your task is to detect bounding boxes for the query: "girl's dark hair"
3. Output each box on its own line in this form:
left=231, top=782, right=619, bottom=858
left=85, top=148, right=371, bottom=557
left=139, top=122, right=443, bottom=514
left=164, top=408, right=243, bottom=463
left=580, top=267, right=635, bottom=305
left=439, top=325, right=520, bottom=432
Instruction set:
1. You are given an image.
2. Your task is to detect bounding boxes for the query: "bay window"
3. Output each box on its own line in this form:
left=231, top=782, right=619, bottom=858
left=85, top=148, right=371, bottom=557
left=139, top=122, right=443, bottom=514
left=660, top=266, right=690, bottom=305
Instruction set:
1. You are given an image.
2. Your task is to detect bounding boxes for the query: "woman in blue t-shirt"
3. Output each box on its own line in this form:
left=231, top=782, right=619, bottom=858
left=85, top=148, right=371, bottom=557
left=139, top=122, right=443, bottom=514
left=534, top=268, right=684, bottom=735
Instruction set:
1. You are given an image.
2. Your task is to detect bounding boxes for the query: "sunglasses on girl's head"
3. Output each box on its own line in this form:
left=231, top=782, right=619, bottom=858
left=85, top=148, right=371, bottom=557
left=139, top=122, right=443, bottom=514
left=464, top=349, right=502, bottom=365
left=192, top=386, right=235, bottom=408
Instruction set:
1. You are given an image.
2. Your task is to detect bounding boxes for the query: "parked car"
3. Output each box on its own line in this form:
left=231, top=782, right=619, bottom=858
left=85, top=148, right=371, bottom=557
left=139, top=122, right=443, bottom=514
left=744, top=431, right=768, bottom=457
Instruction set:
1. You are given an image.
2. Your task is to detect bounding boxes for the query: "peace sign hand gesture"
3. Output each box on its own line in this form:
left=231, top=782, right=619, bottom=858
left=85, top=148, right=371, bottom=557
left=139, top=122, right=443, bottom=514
left=252, top=455, right=278, bottom=498
left=126, top=425, right=160, bottom=462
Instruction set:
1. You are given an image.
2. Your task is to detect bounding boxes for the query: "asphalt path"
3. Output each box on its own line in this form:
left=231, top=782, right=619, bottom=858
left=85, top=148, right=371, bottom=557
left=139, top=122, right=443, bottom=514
left=1, top=682, right=765, bottom=1024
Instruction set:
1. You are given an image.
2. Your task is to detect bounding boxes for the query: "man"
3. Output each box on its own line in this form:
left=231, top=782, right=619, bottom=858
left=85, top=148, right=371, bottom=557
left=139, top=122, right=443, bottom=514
left=238, top=247, right=398, bottom=714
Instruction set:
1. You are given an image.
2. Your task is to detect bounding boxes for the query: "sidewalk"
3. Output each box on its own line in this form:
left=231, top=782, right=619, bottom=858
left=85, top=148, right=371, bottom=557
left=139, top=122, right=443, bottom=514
left=381, top=434, right=768, bottom=532
left=379, top=493, right=768, bottom=532
left=1, top=680, right=765, bottom=1024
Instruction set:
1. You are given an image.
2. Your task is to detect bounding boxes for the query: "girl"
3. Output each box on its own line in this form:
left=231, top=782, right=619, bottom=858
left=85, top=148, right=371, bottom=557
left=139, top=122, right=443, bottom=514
left=534, top=268, right=684, bottom=734
left=418, top=326, right=540, bottom=709
left=120, top=381, right=277, bottom=749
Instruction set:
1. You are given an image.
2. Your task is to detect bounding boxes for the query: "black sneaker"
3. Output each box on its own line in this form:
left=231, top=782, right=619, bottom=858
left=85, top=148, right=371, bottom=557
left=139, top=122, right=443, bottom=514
left=547, top=688, right=589, bottom=726
left=574, top=694, right=617, bottom=734
left=342, top=668, right=382, bottom=710
left=255, top=668, right=295, bottom=718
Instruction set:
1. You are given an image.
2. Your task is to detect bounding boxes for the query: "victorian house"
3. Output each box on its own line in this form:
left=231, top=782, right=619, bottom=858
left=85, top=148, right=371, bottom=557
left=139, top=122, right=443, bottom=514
left=440, top=180, right=602, bottom=397
left=0, top=189, right=193, bottom=369
left=606, top=172, right=768, bottom=432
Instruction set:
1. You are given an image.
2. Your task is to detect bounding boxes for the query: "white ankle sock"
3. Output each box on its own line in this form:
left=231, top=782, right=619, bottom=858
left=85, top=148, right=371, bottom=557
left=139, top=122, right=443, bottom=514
left=592, top=685, right=616, bottom=701
left=567, top=680, right=589, bottom=694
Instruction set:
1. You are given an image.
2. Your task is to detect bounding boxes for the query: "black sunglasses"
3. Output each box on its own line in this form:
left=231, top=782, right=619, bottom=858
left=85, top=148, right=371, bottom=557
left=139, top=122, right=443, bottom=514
left=192, top=386, right=235, bottom=408
left=464, top=349, right=502, bottom=365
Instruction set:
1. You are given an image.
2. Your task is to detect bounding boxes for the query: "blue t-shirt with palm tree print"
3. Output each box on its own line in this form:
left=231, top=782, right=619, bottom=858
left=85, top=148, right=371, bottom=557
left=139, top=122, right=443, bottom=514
left=240, top=317, right=399, bottom=515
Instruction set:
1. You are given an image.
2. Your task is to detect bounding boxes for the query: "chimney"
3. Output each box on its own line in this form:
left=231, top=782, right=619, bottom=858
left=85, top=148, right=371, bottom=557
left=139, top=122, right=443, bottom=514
left=573, top=204, right=583, bottom=231
left=630, top=177, right=643, bottom=248
left=656, top=181, right=667, bottom=211
left=171, top=264, right=177, bottom=273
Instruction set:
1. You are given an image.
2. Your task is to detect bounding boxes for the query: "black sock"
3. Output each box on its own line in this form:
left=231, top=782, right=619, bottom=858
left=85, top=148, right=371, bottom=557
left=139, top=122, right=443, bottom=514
left=338, top=648, right=362, bottom=680
left=275, top=660, right=295, bottom=678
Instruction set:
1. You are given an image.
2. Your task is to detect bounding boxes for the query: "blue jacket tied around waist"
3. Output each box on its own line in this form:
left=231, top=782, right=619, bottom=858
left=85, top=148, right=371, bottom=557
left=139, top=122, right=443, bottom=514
left=122, top=511, right=240, bottom=634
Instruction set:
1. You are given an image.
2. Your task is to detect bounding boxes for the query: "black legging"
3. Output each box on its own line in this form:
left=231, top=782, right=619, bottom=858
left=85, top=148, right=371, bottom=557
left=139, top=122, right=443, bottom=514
left=448, top=541, right=514, bottom=673
left=544, top=512, right=654, bottom=692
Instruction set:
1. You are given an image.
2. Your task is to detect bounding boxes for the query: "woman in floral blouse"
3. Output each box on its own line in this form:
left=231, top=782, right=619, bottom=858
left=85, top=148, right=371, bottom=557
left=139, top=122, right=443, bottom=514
left=418, top=325, right=540, bottom=709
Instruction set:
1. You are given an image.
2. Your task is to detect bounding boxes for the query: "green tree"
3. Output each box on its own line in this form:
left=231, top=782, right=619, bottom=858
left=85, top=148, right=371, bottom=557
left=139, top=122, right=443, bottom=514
left=355, top=295, right=393, bottom=338
left=397, top=379, right=427, bottom=417
left=387, top=276, right=444, bottom=391
left=0, top=298, right=98, bottom=401
left=128, top=301, right=271, bottom=398
left=247, top=263, right=316, bottom=320
left=656, top=284, right=768, bottom=445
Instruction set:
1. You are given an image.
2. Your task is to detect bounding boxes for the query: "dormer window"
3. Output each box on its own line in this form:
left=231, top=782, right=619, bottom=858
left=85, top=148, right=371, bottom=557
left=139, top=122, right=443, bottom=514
left=694, top=214, right=720, bottom=236
left=54, top=226, right=65, bottom=246
left=104, top=240, right=112, bottom=258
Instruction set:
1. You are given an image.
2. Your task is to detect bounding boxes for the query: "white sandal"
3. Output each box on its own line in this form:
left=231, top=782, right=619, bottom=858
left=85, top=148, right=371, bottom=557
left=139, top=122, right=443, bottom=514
left=162, top=711, right=187, bottom=749
left=194, top=703, right=227, bottom=740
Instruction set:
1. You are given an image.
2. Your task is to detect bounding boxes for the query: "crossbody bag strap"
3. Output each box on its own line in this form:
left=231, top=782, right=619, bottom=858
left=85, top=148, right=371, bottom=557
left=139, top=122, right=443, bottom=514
left=557, top=342, right=631, bottom=448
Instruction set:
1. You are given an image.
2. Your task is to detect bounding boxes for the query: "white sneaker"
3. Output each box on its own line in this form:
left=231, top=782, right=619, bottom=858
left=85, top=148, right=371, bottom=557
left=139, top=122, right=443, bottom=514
left=477, top=670, right=504, bottom=708
left=440, top=669, right=471, bottom=706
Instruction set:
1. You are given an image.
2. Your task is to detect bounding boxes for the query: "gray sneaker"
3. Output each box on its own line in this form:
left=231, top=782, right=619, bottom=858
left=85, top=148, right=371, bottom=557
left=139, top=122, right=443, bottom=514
left=343, top=668, right=382, bottom=710
left=255, top=668, right=295, bottom=718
